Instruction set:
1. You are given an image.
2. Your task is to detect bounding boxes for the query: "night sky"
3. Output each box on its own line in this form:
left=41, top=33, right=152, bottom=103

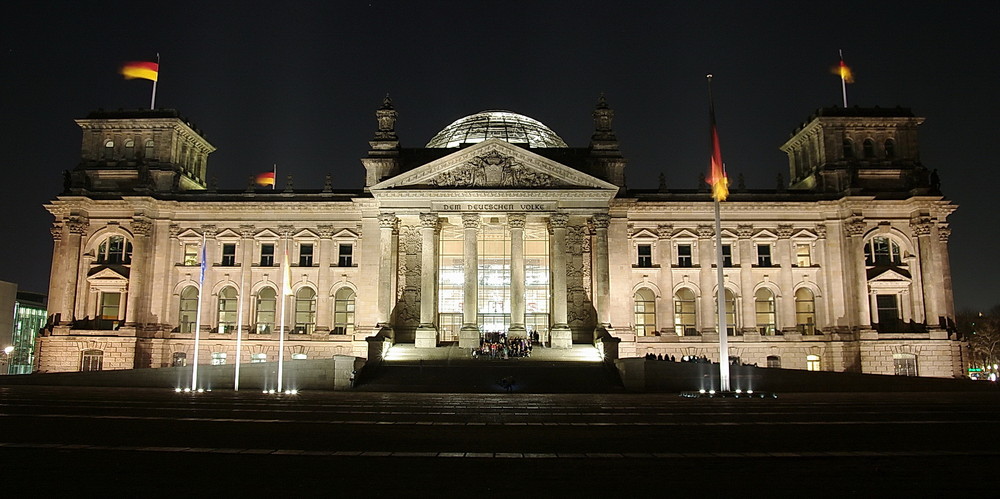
left=1, top=1, right=998, bottom=311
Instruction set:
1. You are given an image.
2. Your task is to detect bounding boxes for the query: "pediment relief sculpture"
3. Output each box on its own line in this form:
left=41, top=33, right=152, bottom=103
left=430, top=150, right=566, bottom=188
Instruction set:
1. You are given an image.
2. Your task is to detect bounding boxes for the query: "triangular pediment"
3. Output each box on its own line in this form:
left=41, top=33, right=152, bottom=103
left=631, top=228, right=659, bottom=240
left=371, top=139, right=619, bottom=191
left=215, top=228, right=241, bottom=240
left=868, top=267, right=912, bottom=281
left=791, top=229, right=817, bottom=240
left=753, top=229, right=778, bottom=240
left=255, top=229, right=280, bottom=240
left=292, top=229, right=319, bottom=239
left=332, top=228, right=359, bottom=239
left=87, top=266, right=129, bottom=281
left=671, top=228, right=699, bottom=239
left=176, top=228, right=202, bottom=241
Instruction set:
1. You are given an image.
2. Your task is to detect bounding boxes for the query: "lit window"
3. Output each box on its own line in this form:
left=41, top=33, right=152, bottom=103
left=178, top=286, right=199, bottom=333
left=795, top=244, right=812, bottom=267
left=255, top=288, right=276, bottom=334
left=144, top=139, right=155, bottom=159
left=715, top=288, right=737, bottom=335
left=637, top=244, right=653, bottom=267
left=96, top=235, right=133, bottom=264
left=299, top=243, right=314, bottom=267
left=216, top=287, right=238, bottom=334
left=755, top=288, right=777, bottom=335
left=893, top=353, right=918, bottom=376
left=677, top=244, right=693, bottom=267
left=124, top=139, right=135, bottom=160
left=103, top=139, right=114, bottom=160
left=795, top=288, right=816, bottom=334
left=766, top=355, right=781, bottom=368
left=183, top=244, right=199, bottom=266
left=294, top=288, right=316, bottom=334
left=333, top=288, right=356, bottom=335
left=221, top=243, right=236, bottom=266
left=99, top=292, right=121, bottom=329
left=251, top=353, right=267, bottom=363
left=864, top=236, right=902, bottom=266
left=81, top=349, right=103, bottom=372
left=673, top=288, right=697, bottom=336
left=884, top=139, right=895, bottom=159
left=292, top=353, right=307, bottom=360
left=756, top=244, right=772, bottom=267
left=260, top=244, right=275, bottom=266
left=863, top=138, right=875, bottom=158
left=722, top=245, right=732, bottom=267
left=211, top=352, right=227, bottom=366
left=171, top=352, right=187, bottom=367
left=633, top=288, right=656, bottom=336
left=806, top=354, right=821, bottom=371
left=338, top=244, right=353, bottom=267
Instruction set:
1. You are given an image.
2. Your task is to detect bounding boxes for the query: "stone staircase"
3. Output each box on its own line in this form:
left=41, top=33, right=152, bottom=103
left=354, top=344, right=625, bottom=393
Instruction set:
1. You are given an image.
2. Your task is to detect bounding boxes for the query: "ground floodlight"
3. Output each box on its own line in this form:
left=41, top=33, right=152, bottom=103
left=174, top=387, right=182, bottom=393
left=699, top=389, right=706, bottom=394
left=197, top=388, right=204, bottom=393
left=735, top=389, right=742, bottom=394
left=709, top=389, right=716, bottom=395
left=183, top=387, right=191, bottom=393
left=747, top=390, right=754, bottom=395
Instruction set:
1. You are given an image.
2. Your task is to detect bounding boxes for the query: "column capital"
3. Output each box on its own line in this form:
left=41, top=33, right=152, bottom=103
left=419, top=212, right=440, bottom=229
left=845, top=217, right=867, bottom=237
left=277, top=224, right=295, bottom=237
left=938, top=225, right=951, bottom=243
left=814, top=224, right=827, bottom=238
left=461, top=212, right=480, bottom=229
left=378, top=213, right=398, bottom=229
left=67, top=216, right=89, bottom=235
left=169, top=223, right=181, bottom=238
left=201, top=224, right=218, bottom=238
left=910, top=216, right=933, bottom=236
left=776, top=224, right=794, bottom=238
left=549, top=213, right=568, bottom=229
left=696, top=224, right=714, bottom=238
left=591, top=213, right=610, bottom=229
left=131, top=218, right=153, bottom=237
left=50, top=223, right=63, bottom=241
left=508, top=213, right=526, bottom=229
left=239, top=224, right=257, bottom=238
left=736, top=224, right=754, bottom=238
left=656, top=224, right=673, bottom=240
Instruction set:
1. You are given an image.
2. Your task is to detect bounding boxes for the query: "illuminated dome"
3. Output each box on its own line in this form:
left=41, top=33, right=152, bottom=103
left=426, top=110, right=568, bottom=148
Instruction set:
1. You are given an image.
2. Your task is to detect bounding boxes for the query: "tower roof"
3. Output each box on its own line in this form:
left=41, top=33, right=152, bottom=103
left=426, top=110, right=568, bottom=148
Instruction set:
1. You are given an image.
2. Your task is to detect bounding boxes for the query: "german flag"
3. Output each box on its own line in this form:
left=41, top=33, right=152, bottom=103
left=120, top=61, right=159, bottom=82
left=255, top=171, right=276, bottom=187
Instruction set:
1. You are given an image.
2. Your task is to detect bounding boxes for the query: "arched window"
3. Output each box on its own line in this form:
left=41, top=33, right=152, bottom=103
left=795, top=288, right=816, bottom=335
left=633, top=288, right=656, bottom=336
left=178, top=286, right=199, bottom=333
left=673, top=288, right=697, bottom=336
left=864, top=236, right=902, bottom=266
left=96, top=235, right=133, bottom=264
left=216, top=286, right=238, bottom=334
left=863, top=139, right=875, bottom=158
left=294, top=288, right=316, bottom=334
left=255, top=287, right=276, bottom=334
left=171, top=352, right=186, bottom=367
left=333, top=288, right=356, bottom=335
left=755, top=288, right=777, bottom=335
left=81, top=349, right=103, bottom=372
left=893, top=353, right=918, bottom=376
left=103, top=139, right=115, bottom=160
left=884, top=139, right=895, bottom=159
left=806, top=354, right=822, bottom=371
left=766, top=355, right=781, bottom=368
left=144, top=139, right=155, bottom=159
left=842, top=139, right=854, bottom=159
left=124, top=139, right=135, bottom=160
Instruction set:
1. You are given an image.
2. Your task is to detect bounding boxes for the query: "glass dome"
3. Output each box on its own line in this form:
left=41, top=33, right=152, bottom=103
left=426, top=110, right=568, bottom=148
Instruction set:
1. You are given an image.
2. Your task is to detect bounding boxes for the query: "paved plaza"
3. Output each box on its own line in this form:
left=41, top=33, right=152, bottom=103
left=1, top=385, right=999, bottom=494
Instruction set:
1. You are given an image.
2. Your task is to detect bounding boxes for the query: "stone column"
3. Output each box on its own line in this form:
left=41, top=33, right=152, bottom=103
left=696, top=225, right=716, bottom=337
left=938, top=226, right=955, bottom=320
left=315, top=225, right=335, bottom=334
left=416, top=213, right=440, bottom=347
left=592, top=214, right=612, bottom=327
left=736, top=225, right=757, bottom=336
left=549, top=213, right=572, bottom=348
left=124, top=217, right=153, bottom=326
left=777, top=224, right=797, bottom=334
left=656, top=224, right=675, bottom=335
left=911, top=218, right=938, bottom=328
left=376, top=214, right=397, bottom=329
left=508, top=213, right=527, bottom=338
left=50, top=217, right=87, bottom=326
left=239, top=225, right=256, bottom=336
left=845, top=218, right=872, bottom=330
left=199, top=225, right=217, bottom=334
left=459, top=213, right=481, bottom=348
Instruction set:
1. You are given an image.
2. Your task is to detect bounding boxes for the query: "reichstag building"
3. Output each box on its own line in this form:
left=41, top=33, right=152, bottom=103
left=36, top=96, right=964, bottom=378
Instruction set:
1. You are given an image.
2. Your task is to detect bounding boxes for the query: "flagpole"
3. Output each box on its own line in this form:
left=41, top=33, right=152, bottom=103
left=150, top=53, right=159, bottom=110
left=707, top=74, right=730, bottom=392
left=233, top=254, right=246, bottom=391
left=273, top=164, right=277, bottom=190
left=839, top=49, right=848, bottom=108
left=191, top=233, right=206, bottom=390
left=277, top=238, right=289, bottom=391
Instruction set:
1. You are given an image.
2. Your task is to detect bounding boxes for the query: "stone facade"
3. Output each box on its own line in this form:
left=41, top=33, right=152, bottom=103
left=35, top=101, right=965, bottom=379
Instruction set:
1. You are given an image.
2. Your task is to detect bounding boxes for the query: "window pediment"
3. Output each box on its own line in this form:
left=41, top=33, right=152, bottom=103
left=214, top=228, right=241, bottom=241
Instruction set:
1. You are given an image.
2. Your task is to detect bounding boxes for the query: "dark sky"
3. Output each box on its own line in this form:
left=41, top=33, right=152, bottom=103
left=1, top=1, right=998, bottom=310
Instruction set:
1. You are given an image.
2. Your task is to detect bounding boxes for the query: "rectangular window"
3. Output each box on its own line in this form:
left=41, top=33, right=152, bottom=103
left=796, top=244, right=812, bottom=267
left=722, top=244, right=732, bottom=267
left=893, top=354, right=918, bottom=376
left=876, top=294, right=901, bottom=330
left=260, top=244, right=275, bottom=266
left=211, top=352, right=227, bottom=366
left=184, top=244, right=199, bottom=266
left=338, top=244, right=353, bottom=267
left=637, top=244, right=652, bottom=267
left=81, top=350, right=103, bottom=372
left=757, top=244, right=772, bottom=267
left=251, top=353, right=267, bottom=363
left=221, top=243, right=237, bottom=266
left=677, top=244, right=693, bottom=267
left=299, top=243, right=314, bottom=267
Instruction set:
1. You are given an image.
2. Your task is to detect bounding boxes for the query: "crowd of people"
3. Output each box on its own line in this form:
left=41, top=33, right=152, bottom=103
left=642, top=353, right=758, bottom=366
left=473, top=331, right=537, bottom=359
